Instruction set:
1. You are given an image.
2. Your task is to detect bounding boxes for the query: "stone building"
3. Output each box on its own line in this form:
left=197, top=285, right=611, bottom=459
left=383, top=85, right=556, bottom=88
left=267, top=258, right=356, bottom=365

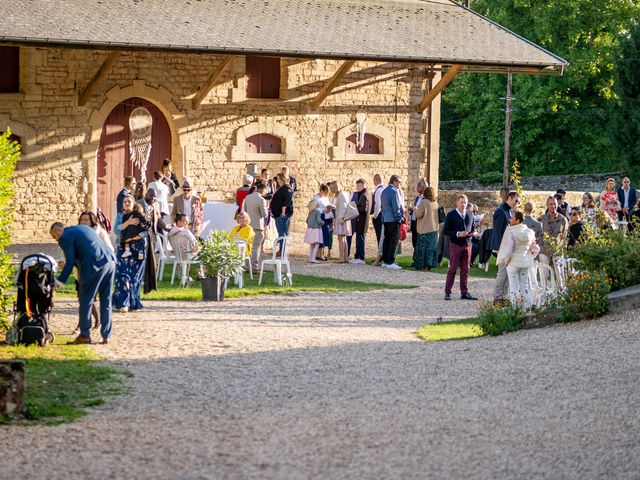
left=0, top=0, right=566, bottom=240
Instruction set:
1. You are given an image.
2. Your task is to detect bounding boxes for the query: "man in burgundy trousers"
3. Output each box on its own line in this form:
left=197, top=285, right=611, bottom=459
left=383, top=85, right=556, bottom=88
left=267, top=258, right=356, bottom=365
left=443, top=194, right=478, bottom=301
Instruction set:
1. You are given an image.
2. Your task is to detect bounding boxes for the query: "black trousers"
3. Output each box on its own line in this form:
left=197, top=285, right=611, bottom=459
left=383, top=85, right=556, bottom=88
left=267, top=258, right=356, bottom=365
left=373, top=216, right=383, bottom=246
left=382, top=222, right=400, bottom=265
left=410, top=219, right=418, bottom=250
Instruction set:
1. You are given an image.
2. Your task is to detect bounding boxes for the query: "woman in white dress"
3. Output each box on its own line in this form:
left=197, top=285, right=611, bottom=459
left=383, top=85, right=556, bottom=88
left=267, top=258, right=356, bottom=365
left=330, top=181, right=351, bottom=263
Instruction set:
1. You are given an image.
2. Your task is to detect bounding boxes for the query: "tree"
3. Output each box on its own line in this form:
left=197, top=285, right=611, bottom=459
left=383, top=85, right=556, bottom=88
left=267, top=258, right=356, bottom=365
left=440, top=0, right=640, bottom=180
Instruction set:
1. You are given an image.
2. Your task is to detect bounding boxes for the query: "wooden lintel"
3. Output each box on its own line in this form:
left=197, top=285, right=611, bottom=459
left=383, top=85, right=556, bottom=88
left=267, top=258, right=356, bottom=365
left=78, top=52, right=121, bottom=106
left=191, top=56, right=234, bottom=109
left=415, top=64, right=463, bottom=113
left=309, top=60, right=356, bottom=110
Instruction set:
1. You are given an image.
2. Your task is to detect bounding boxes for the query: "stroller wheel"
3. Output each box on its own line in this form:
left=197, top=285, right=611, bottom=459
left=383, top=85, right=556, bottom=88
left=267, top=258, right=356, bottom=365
left=38, top=337, right=46, bottom=347
left=5, top=326, right=18, bottom=345
left=46, top=332, right=55, bottom=344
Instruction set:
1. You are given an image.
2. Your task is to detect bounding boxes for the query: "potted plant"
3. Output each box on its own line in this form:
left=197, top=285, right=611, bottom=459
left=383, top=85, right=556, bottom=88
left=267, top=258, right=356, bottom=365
left=198, top=230, right=244, bottom=301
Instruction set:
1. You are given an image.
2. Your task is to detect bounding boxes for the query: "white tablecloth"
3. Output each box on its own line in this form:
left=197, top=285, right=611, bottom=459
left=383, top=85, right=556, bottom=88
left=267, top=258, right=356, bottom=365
left=199, top=202, right=238, bottom=239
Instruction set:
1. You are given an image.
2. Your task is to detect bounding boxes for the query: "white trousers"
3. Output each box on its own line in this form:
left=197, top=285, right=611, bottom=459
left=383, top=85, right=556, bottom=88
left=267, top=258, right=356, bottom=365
left=506, top=265, right=532, bottom=309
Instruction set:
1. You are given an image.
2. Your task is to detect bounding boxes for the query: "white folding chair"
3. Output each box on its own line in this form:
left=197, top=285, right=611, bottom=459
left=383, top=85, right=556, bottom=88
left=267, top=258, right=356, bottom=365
left=156, top=234, right=176, bottom=282
left=258, top=235, right=292, bottom=286
left=234, top=238, right=253, bottom=280
left=537, top=262, right=558, bottom=302
left=167, top=234, right=200, bottom=287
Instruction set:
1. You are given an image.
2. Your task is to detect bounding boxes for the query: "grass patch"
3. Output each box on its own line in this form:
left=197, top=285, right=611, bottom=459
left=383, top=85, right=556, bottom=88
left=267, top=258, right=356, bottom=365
left=416, top=318, right=485, bottom=342
left=0, top=337, right=130, bottom=425
left=367, top=255, right=498, bottom=278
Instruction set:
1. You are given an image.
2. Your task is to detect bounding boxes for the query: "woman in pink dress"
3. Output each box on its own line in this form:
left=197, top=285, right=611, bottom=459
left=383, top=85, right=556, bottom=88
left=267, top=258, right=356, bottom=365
left=599, top=177, right=620, bottom=220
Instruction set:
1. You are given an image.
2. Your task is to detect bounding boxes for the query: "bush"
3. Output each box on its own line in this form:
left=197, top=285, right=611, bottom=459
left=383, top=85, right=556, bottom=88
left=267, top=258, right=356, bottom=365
left=572, top=228, right=640, bottom=291
left=198, top=230, right=244, bottom=279
left=476, top=302, right=527, bottom=336
left=561, top=271, right=611, bottom=323
left=0, top=131, right=18, bottom=333
left=476, top=171, right=503, bottom=185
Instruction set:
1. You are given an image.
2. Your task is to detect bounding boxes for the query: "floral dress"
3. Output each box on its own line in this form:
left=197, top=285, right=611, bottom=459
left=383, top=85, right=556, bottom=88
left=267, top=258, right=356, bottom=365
left=112, top=237, right=146, bottom=311
left=600, top=190, right=619, bottom=220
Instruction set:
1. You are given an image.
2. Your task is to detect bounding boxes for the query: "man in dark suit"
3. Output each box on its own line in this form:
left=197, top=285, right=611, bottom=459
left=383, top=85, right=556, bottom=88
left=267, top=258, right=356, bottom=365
left=50, top=222, right=116, bottom=344
left=617, top=177, right=637, bottom=222
left=490, top=191, right=519, bottom=305
left=443, top=194, right=478, bottom=301
left=351, top=178, right=371, bottom=264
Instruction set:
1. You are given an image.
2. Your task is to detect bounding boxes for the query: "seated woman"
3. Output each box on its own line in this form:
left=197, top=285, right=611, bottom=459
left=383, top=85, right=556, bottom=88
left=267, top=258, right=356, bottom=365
left=497, top=211, right=540, bottom=309
left=113, top=195, right=148, bottom=313
left=567, top=207, right=586, bottom=248
left=230, top=212, right=255, bottom=255
left=168, top=213, right=200, bottom=260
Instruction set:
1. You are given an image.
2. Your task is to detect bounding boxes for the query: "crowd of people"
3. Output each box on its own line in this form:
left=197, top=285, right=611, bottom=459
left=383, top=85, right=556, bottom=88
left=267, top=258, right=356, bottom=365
left=48, top=162, right=638, bottom=345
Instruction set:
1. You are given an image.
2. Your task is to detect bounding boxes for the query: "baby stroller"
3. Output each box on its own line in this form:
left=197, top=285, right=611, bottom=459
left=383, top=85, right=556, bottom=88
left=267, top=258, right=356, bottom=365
left=6, top=254, right=57, bottom=346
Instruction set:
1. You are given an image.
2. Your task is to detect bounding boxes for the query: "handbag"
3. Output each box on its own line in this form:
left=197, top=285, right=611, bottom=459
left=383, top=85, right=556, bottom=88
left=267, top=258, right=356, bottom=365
left=399, top=220, right=408, bottom=241
left=438, top=206, right=446, bottom=224
left=343, top=201, right=360, bottom=221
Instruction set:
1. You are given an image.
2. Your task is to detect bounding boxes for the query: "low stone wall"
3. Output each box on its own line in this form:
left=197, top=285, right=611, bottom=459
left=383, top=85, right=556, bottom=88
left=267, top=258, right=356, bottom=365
left=438, top=190, right=588, bottom=227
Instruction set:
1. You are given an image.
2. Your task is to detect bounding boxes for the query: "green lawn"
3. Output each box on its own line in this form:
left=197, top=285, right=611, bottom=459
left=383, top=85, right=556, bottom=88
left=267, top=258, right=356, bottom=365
left=0, top=337, right=130, bottom=424
left=367, top=255, right=498, bottom=278
left=416, top=318, right=485, bottom=342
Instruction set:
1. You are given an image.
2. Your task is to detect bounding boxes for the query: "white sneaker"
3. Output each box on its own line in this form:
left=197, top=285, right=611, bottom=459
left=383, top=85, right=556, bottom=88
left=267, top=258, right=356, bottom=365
left=308, top=259, right=320, bottom=264
left=381, top=263, right=388, bottom=268
left=387, top=263, right=402, bottom=270
left=349, top=259, right=365, bottom=264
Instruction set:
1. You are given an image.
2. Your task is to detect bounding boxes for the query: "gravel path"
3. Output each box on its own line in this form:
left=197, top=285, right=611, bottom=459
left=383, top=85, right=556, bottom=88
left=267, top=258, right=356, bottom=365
left=2, top=253, right=640, bottom=479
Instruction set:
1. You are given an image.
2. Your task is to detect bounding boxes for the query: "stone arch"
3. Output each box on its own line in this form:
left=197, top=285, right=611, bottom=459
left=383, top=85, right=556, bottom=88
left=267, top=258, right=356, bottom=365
left=330, top=120, right=394, bottom=162
left=0, top=114, right=37, bottom=160
left=230, top=118, right=299, bottom=162
left=83, top=80, right=188, bottom=210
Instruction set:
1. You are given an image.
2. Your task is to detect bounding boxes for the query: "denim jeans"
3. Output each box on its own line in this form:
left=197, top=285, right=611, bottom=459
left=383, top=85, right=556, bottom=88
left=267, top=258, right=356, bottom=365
left=275, top=215, right=291, bottom=237
left=355, top=233, right=366, bottom=260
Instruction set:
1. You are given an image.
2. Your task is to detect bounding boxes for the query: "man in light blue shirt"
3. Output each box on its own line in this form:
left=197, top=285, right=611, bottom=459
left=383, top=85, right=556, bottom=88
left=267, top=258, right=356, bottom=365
left=380, top=175, right=404, bottom=269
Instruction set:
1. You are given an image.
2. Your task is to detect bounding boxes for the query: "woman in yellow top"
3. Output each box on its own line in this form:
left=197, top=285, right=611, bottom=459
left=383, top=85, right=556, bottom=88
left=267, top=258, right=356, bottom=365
left=230, top=212, right=255, bottom=255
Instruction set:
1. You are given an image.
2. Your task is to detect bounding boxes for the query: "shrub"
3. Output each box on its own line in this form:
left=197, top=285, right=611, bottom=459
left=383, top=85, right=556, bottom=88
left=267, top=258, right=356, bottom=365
left=572, top=228, right=640, bottom=291
left=198, top=230, right=244, bottom=279
left=561, top=271, right=611, bottom=323
left=476, top=302, right=527, bottom=336
left=476, top=171, right=503, bottom=186
left=0, top=131, right=18, bottom=333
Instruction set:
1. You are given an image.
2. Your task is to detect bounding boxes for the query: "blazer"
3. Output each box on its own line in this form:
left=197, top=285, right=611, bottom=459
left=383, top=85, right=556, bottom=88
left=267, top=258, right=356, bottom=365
left=242, top=191, right=268, bottom=231
left=489, top=202, right=511, bottom=251
left=333, top=191, right=351, bottom=222
left=443, top=208, right=476, bottom=247
left=523, top=215, right=543, bottom=247
left=353, top=188, right=371, bottom=235
left=57, top=224, right=116, bottom=285
left=415, top=199, right=439, bottom=234
left=617, top=187, right=638, bottom=210
left=171, top=194, right=203, bottom=234
left=380, top=185, right=403, bottom=223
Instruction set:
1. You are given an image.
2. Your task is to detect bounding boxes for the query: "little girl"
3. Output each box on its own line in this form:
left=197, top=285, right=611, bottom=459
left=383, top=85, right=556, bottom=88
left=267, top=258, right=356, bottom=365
left=304, top=199, right=324, bottom=263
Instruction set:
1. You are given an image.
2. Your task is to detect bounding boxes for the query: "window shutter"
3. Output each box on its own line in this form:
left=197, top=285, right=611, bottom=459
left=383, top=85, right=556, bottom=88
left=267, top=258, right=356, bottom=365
left=0, top=47, right=19, bottom=93
left=246, top=56, right=280, bottom=99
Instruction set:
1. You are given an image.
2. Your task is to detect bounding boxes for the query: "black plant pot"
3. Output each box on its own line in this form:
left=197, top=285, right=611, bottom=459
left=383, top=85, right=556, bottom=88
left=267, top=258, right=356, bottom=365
left=201, top=276, right=227, bottom=301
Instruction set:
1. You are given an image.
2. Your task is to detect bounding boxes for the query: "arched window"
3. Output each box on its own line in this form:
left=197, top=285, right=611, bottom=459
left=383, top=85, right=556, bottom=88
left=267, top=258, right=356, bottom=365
left=246, top=133, right=282, bottom=154
left=345, top=134, right=380, bottom=154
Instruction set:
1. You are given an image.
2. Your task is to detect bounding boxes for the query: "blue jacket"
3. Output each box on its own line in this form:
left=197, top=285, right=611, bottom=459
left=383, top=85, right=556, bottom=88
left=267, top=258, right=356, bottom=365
left=444, top=208, right=476, bottom=246
left=617, top=187, right=638, bottom=210
left=489, top=202, right=511, bottom=251
left=380, top=185, right=404, bottom=223
left=57, top=225, right=116, bottom=285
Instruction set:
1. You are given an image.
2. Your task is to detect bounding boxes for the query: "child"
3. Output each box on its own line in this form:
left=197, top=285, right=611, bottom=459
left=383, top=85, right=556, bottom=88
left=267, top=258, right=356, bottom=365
left=304, top=199, right=324, bottom=263
left=120, top=204, right=151, bottom=258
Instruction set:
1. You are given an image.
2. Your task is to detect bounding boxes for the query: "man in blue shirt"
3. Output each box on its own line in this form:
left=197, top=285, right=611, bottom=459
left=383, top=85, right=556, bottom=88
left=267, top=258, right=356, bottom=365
left=50, top=222, right=116, bottom=344
left=380, top=175, right=404, bottom=270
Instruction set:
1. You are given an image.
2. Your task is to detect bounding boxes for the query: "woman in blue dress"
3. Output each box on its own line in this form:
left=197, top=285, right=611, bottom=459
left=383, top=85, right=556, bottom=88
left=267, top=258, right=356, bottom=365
left=112, top=195, right=147, bottom=313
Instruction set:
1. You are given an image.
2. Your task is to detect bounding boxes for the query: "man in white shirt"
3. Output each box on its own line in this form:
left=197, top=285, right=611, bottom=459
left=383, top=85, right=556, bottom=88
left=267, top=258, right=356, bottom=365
left=148, top=170, right=171, bottom=220
left=370, top=174, right=385, bottom=248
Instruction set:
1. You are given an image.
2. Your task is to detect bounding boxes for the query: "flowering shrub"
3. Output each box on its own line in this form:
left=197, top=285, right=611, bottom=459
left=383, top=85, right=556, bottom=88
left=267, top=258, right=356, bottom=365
left=561, top=271, right=611, bottom=323
left=0, top=131, right=18, bottom=332
left=476, top=301, right=527, bottom=336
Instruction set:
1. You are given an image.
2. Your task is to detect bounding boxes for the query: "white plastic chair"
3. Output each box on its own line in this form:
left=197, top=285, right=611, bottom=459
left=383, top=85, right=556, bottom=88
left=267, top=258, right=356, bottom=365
left=167, top=234, right=200, bottom=287
left=537, top=262, right=558, bottom=301
left=232, top=239, right=251, bottom=289
left=156, top=234, right=176, bottom=282
left=258, top=236, right=292, bottom=286
left=234, top=238, right=253, bottom=280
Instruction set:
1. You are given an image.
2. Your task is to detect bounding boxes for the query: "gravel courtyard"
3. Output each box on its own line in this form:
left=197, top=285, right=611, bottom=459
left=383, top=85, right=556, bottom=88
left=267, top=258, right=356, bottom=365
left=2, top=259, right=640, bottom=479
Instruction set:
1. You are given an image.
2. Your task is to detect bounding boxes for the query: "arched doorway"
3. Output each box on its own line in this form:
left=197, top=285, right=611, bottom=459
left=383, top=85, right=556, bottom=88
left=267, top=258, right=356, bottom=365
left=96, top=97, right=171, bottom=216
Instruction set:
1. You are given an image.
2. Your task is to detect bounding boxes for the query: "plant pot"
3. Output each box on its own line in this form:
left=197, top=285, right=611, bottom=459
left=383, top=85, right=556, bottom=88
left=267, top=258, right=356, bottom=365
left=201, top=276, right=227, bottom=301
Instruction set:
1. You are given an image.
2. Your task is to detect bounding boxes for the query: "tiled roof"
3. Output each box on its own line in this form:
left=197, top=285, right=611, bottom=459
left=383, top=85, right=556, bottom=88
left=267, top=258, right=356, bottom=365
left=0, top=0, right=566, bottom=69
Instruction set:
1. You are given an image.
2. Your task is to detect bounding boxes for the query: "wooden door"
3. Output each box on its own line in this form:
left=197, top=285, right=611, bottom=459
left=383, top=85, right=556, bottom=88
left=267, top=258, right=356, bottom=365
left=96, top=97, right=171, bottom=217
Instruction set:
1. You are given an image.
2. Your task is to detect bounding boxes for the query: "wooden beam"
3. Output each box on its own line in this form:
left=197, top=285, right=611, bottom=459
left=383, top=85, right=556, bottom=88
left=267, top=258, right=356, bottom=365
left=191, top=56, right=234, bottom=109
left=78, top=52, right=121, bottom=106
left=415, top=64, right=462, bottom=113
left=309, top=60, right=356, bottom=110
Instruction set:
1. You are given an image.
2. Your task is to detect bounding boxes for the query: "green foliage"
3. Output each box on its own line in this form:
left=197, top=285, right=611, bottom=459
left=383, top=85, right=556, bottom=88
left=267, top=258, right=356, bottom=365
left=198, top=230, right=244, bottom=279
left=0, top=130, right=19, bottom=332
left=476, top=302, right=527, bottom=336
left=0, top=338, right=130, bottom=425
left=476, top=171, right=503, bottom=185
left=441, top=0, right=640, bottom=180
left=561, top=270, right=611, bottom=323
left=572, top=228, right=640, bottom=291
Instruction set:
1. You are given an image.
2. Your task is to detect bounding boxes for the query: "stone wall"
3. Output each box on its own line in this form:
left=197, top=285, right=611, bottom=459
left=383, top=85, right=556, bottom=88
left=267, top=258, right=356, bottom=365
left=1, top=47, right=439, bottom=241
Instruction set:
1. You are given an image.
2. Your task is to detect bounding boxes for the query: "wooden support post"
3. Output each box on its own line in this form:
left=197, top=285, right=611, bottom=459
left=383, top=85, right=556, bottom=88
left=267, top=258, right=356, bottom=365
left=309, top=60, right=356, bottom=110
left=415, top=64, right=462, bottom=113
left=78, top=51, right=121, bottom=106
left=192, top=56, right=234, bottom=109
